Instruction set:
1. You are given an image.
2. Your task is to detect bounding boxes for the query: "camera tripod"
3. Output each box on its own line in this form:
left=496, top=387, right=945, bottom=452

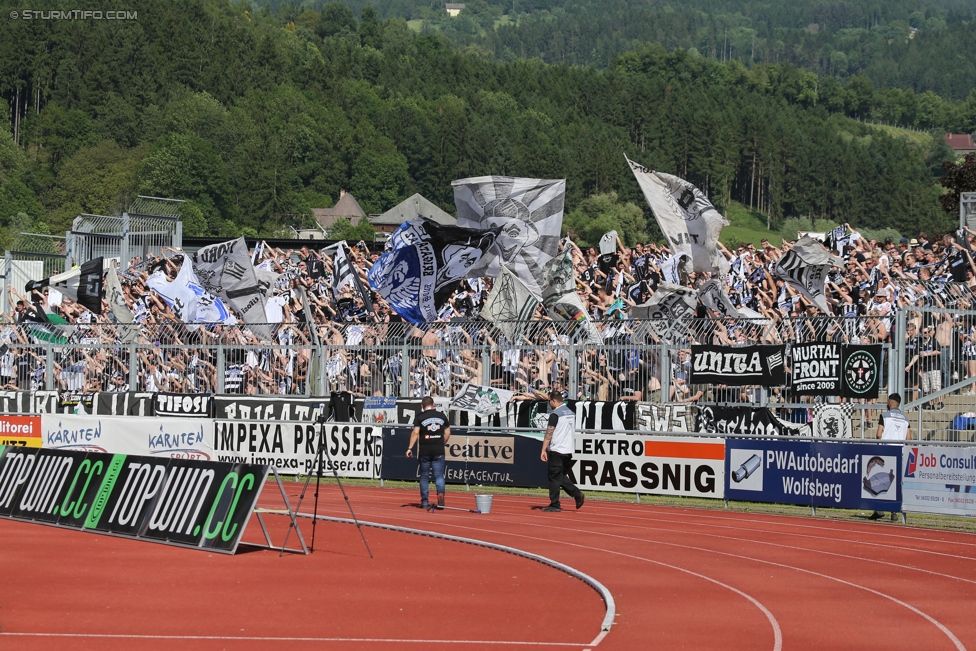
left=281, top=406, right=373, bottom=558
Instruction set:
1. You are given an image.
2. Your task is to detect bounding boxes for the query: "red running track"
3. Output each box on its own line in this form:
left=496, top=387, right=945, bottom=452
left=3, top=482, right=976, bottom=650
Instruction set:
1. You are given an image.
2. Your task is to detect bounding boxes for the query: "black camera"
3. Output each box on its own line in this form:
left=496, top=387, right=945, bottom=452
left=316, top=403, right=328, bottom=424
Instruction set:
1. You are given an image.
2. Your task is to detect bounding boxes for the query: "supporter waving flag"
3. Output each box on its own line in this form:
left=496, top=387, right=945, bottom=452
left=191, top=237, right=272, bottom=341
left=625, top=154, right=729, bottom=275
left=26, top=257, right=104, bottom=314
left=774, top=235, right=845, bottom=313
left=368, top=218, right=497, bottom=324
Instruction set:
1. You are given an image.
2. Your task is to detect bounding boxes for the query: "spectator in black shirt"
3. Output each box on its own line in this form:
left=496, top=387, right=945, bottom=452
left=406, top=396, right=451, bottom=510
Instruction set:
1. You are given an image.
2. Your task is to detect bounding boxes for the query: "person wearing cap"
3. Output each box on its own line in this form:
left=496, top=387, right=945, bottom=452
left=871, top=393, right=912, bottom=521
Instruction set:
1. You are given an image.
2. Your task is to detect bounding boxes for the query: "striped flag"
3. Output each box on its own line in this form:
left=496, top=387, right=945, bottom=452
left=333, top=243, right=356, bottom=297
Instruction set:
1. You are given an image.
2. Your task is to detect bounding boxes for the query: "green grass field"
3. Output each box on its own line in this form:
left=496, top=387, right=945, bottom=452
left=720, top=201, right=782, bottom=248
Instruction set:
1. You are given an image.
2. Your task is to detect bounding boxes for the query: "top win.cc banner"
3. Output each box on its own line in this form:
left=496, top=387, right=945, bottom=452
left=0, top=446, right=268, bottom=554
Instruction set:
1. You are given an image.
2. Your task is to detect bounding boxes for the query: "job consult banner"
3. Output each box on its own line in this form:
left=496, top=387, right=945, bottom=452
left=0, top=446, right=268, bottom=554
left=572, top=434, right=725, bottom=499
left=211, top=420, right=381, bottom=478
left=902, top=445, right=976, bottom=517
left=381, top=426, right=547, bottom=488
left=40, top=414, right=214, bottom=460
left=725, top=439, right=901, bottom=510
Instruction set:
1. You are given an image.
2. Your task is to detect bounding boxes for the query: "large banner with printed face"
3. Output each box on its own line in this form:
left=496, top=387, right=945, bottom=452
left=572, top=434, right=724, bottom=498
left=0, top=446, right=268, bottom=553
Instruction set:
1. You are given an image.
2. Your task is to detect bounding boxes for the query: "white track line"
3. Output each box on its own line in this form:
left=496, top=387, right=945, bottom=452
left=410, top=515, right=965, bottom=651
left=0, top=632, right=582, bottom=646
left=312, top=514, right=781, bottom=651
left=298, top=514, right=614, bottom=648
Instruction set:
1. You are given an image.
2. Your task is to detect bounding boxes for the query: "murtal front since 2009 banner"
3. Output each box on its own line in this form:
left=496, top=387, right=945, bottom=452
left=0, top=446, right=269, bottom=553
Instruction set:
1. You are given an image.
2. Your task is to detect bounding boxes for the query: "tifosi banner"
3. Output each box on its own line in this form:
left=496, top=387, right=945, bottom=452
left=902, top=446, right=976, bottom=516
left=381, top=427, right=547, bottom=488
left=154, top=393, right=213, bottom=418
left=40, top=414, right=214, bottom=460
left=0, top=446, right=268, bottom=553
left=211, top=420, right=382, bottom=478
left=725, top=439, right=901, bottom=510
left=0, top=415, right=41, bottom=448
left=572, top=434, right=724, bottom=498
left=791, top=343, right=842, bottom=395
left=690, top=345, right=786, bottom=386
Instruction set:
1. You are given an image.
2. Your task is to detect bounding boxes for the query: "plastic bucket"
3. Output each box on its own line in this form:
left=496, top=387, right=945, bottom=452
left=474, top=494, right=493, bottom=514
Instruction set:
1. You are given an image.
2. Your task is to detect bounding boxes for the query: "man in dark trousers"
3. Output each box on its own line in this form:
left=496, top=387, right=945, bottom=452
left=406, top=396, right=451, bottom=510
left=540, top=392, right=584, bottom=512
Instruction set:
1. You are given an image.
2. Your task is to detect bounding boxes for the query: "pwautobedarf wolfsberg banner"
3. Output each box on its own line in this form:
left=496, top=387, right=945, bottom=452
left=211, top=420, right=381, bottom=478
left=382, top=427, right=547, bottom=488
left=841, top=345, right=882, bottom=399
left=725, top=439, right=901, bottom=510
left=572, top=434, right=724, bottom=498
left=690, top=345, right=786, bottom=386
left=791, top=343, right=842, bottom=395
left=0, top=446, right=268, bottom=553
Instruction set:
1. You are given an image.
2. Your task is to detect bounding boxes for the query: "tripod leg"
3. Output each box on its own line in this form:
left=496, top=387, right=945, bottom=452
left=280, top=450, right=318, bottom=558
left=320, top=432, right=374, bottom=559
left=310, top=421, right=325, bottom=552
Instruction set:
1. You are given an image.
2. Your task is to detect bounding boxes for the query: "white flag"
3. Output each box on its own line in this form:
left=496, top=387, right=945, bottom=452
left=599, top=231, right=618, bottom=255
left=146, top=258, right=237, bottom=327
left=450, top=383, right=516, bottom=417
left=483, top=265, right=540, bottom=342
left=541, top=250, right=602, bottom=344
left=697, top=279, right=741, bottom=319
left=625, top=155, right=728, bottom=274
left=774, top=236, right=844, bottom=313
left=452, top=176, right=565, bottom=296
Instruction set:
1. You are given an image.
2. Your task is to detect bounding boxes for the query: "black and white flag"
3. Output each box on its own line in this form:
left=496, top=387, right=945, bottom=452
left=690, top=345, right=787, bottom=386
left=660, top=252, right=689, bottom=286
left=697, top=279, right=741, bottom=319
left=449, top=384, right=515, bottom=417
left=192, top=237, right=272, bottom=341
left=483, top=265, right=540, bottom=342
left=332, top=243, right=356, bottom=296
left=27, top=257, right=104, bottom=314
left=599, top=231, right=618, bottom=255
left=630, top=282, right=697, bottom=341
left=774, top=236, right=844, bottom=313
left=625, top=155, right=729, bottom=274
left=452, top=176, right=565, bottom=296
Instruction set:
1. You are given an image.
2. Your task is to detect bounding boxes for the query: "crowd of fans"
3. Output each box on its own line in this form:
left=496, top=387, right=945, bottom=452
left=1, top=224, right=975, bottom=407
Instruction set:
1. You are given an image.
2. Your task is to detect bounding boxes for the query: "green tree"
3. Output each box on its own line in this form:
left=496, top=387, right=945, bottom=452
left=319, top=3, right=358, bottom=38
left=563, top=192, right=647, bottom=247
left=328, top=217, right=376, bottom=243
left=359, top=7, right=383, bottom=49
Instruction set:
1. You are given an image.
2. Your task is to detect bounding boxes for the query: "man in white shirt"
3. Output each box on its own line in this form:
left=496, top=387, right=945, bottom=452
left=871, top=393, right=911, bottom=521
left=540, top=392, right=584, bottom=512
